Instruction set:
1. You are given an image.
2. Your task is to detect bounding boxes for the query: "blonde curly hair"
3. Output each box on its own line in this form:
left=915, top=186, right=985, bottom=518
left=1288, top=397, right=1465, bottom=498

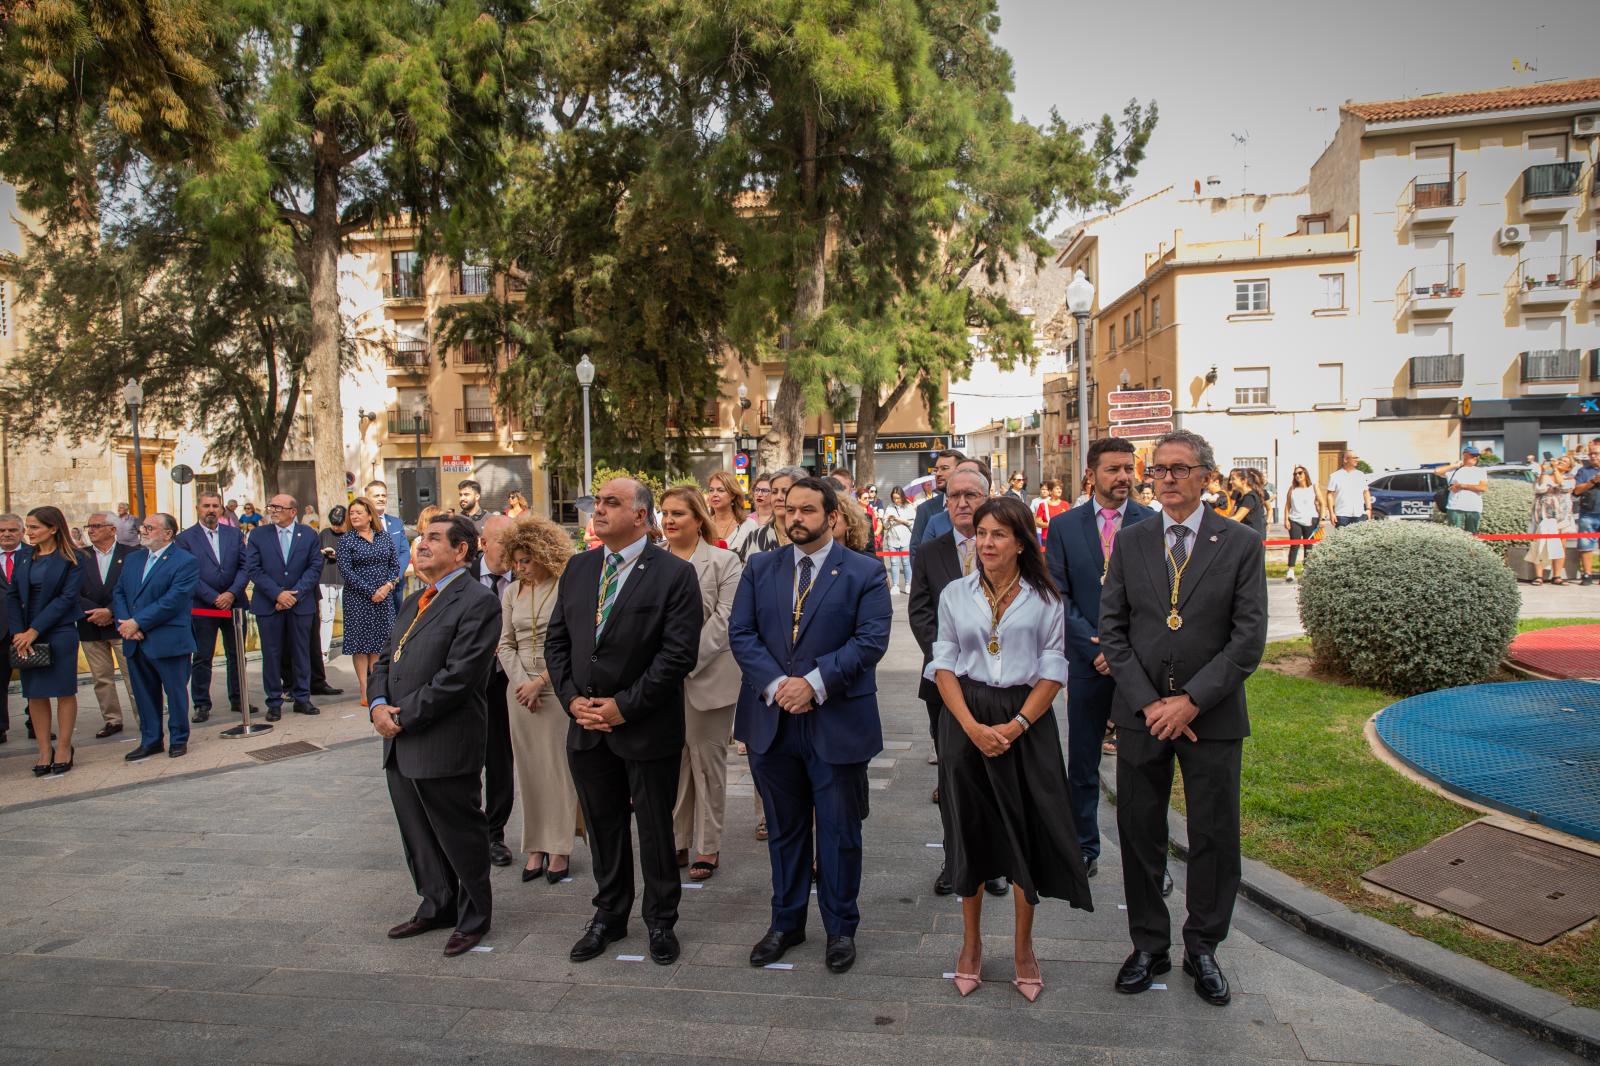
left=834, top=495, right=871, bottom=552
left=502, top=514, right=574, bottom=583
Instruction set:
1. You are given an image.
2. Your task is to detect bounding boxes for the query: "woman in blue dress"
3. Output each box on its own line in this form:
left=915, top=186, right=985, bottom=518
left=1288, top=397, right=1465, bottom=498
left=337, top=496, right=402, bottom=707
left=8, top=506, right=85, bottom=776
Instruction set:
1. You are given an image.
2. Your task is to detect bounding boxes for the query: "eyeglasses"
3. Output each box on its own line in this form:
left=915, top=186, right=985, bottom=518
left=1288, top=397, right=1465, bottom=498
left=265, top=503, right=292, bottom=512
left=85, top=523, right=112, bottom=530
left=139, top=523, right=163, bottom=533
left=946, top=490, right=986, bottom=503
left=1147, top=465, right=1197, bottom=480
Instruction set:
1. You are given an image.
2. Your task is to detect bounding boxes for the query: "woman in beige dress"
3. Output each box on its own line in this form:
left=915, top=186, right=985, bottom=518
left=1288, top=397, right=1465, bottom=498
left=659, top=486, right=744, bottom=881
left=497, top=515, right=583, bottom=883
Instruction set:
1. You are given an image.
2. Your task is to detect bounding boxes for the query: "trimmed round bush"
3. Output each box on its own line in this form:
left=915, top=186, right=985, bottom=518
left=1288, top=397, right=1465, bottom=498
left=1298, top=520, right=1519, bottom=695
left=1431, top=477, right=1533, bottom=559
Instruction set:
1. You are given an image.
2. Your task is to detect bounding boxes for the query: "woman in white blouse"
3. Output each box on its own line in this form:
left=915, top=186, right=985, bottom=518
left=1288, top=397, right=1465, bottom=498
left=928, top=495, right=1092, bottom=1003
left=706, top=471, right=763, bottom=561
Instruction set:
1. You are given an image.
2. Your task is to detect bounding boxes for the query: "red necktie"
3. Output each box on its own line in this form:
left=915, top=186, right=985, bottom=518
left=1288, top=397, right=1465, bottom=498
left=3, top=551, right=12, bottom=582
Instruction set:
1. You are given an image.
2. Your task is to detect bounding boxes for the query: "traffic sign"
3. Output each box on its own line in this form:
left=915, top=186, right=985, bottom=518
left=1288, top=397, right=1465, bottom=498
left=1109, top=420, right=1173, bottom=440
left=1108, top=389, right=1172, bottom=407
left=823, top=435, right=837, bottom=468
left=1108, top=403, right=1172, bottom=424
left=170, top=464, right=194, bottom=485
left=733, top=452, right=750, bottom=470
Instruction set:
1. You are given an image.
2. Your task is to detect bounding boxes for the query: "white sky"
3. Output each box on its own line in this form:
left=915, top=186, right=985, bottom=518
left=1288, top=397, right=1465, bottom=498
left=995, top=0, right=1598, bottom=226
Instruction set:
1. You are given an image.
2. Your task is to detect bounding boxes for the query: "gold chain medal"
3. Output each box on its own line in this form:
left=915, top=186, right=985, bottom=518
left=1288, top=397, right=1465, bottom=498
left=1164, top=540, right=1193, bottom=632
left=981, top=569, right=1021, bottom=658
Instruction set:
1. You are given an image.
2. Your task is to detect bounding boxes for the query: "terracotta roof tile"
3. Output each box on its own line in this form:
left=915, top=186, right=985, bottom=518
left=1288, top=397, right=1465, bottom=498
left=1344, top=77, right=1600, bottom=122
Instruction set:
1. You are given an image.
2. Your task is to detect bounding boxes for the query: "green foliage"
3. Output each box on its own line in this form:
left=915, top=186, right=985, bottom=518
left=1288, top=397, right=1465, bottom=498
left=1297, top=520, right=1520, bottom=695
left=589, top=467, right=665, bottom=498
left=1355, top=460, right=1373, bottom=474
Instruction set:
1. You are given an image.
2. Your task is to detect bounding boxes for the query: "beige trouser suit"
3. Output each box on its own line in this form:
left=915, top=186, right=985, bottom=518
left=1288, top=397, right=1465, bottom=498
left=672, top=541, right=745, bottom=856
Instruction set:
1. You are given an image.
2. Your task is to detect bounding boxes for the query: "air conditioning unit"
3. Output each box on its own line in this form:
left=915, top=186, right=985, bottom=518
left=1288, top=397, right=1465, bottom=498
left=1498, top=224, right=1526, bottom=247
left=1574, top=113, right=1600, bottom=137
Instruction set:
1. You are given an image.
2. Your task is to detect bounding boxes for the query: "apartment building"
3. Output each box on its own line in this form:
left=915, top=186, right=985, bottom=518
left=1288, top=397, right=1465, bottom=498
left=1310, top=77, right=1600, bottom=460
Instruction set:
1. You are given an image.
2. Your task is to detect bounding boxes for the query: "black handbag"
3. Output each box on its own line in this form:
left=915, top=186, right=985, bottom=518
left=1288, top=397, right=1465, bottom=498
left=11, top=644, right=52, bottom=670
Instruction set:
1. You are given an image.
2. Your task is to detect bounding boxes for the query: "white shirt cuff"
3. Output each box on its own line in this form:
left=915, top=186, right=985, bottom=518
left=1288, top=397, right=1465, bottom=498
left=805, top=668, right=827, bottom=705
left=761, top=676, right=783, bottom=705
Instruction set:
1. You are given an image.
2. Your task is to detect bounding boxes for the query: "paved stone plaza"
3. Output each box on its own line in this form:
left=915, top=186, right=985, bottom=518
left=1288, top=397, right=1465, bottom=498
left=0, top=611, right=1589, bottom=1065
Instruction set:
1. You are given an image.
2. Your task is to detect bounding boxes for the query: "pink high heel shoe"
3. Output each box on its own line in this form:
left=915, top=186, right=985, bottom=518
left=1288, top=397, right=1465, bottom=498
left=1012, top=967, right=1043, bottom=1003
left=951, top=953, right=982, bottom=997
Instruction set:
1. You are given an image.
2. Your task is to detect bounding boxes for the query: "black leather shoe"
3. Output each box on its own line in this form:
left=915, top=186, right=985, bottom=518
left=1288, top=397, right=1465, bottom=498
left=293, top=701, right=320, bottom=716
left=983, top=877, right=1009, bottom=897
left=488, top=841, right=513, bottom=867
left=310, top=683, right=343, bottom=696
left=569, top=919, right=626, bottom=962
left=1114, top=949, right=1171, bottom=994
left=124, top=743, right=164, bottom=762
left=168, top=744, right=188, bottom=758
left=824, top=935, right=856, bottom=974
left=443, top=929, right=485, bottom=957
left=265, top=707, right=282, bottom=722
left=749, top=928, right=805, bottom=967
left=388, top=916, right=453, bottom=939
left=1183, top=952, right=1231, bottom=1005
left=933, top=866, right=954, bottom=896
left=192, top=708, right=210, bottom=724
left=648, top=927, right=680, bottom=965
left=94, top=722, right=122, bottom=739
left=522, top=857, right=547, bottom=883
left=1161, top=869, right=1174, bottom=897
left=1084, top=855, right=1098, bottom=878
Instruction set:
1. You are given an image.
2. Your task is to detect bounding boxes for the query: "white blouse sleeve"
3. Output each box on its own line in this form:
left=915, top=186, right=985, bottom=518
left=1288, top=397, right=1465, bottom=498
left=925, top=584, right=961, bottom=681
left=1038, top=597, right=1069, bottom=686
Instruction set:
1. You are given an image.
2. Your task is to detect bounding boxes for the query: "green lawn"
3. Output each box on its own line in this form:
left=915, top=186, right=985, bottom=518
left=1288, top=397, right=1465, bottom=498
left=1197, top=625, right=1600, bottom=1010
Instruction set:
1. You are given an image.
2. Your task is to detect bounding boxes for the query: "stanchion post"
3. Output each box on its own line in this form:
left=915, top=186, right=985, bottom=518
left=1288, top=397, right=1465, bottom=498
left=220, top=609, right=272, bottom=739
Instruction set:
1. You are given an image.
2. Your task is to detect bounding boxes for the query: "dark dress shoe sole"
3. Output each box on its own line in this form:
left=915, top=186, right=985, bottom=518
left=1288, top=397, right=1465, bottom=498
left=169, top=746, right=188, bottom=758
left=124, top=747, right=163, bottom=762
left=265, top=710, right=282, bottom=722
left=192, top=712, right=210, bottom=723
left=570, top=927, right=627, bottom=962
left=824, top=941, right=857, bottom=974
left=749, top=931, right=806, bottom=967
left=1114, top=955, right=1171, bottom=994
left=94, top=724, right=123, bottom=738
left=443, top=930, right=486, bottom=957
left=489, top=844, right=513, bottom=867
left=648, top=934, right=681, bottom=965
left=1182, top=956, right=1232, bottom=1005
left=388, top=918, right=453, bottom=939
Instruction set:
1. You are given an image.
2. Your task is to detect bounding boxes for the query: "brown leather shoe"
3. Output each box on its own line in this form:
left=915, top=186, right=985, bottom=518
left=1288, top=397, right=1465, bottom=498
left=443, top=929, right=485, bottom=957
left=95, top=722, right=123, bottom=739
left=387, top=917, right=452, bottom=940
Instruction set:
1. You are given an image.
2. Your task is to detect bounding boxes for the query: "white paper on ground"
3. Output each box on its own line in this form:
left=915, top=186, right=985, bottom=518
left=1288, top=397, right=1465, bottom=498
left=616, top=954, right=645, bottom=962
left=680, top=883, right=704, bottom=890
left=764, top=962, right=794, bottom=970
left=925, top=842, right=943, bottom=849
left=469, top=945, right=493, bottom=953
left=1151, top=983, right=1167, bottom=990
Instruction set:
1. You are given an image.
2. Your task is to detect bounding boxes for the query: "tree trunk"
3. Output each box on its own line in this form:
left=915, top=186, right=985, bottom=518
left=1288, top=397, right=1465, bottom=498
left=305, top=116, right=347, bottom=516
left=852, top=373, right=915, bottom=488
left=768, top=108, right=825, bottom=468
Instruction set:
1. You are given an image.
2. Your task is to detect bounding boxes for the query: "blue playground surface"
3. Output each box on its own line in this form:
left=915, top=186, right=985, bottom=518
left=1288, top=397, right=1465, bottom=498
left=1373, top=680, right=1600, bottom=844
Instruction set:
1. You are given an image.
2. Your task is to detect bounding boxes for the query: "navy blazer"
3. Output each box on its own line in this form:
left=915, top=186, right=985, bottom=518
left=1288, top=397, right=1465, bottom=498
left=380, top=512, right=410, bottom=579
left=1045, top=498, right=1155, bottom=673
left=175, top=522, right=249, bottom=609
left=113, top=547, right=199, bottom=659
left=729, top=539, right=891, bottom=765
left=6, top=548, right=82, bottom=643
left=243, top=521, right=321, bottom=616
left=0, top=543, right=33, bottom=636
left=76, top=542, right=134, bottom=641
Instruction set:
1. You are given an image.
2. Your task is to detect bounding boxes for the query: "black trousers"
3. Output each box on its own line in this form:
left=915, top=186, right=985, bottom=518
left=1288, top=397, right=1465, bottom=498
left=190, top=613, right=242, bottom=711
left=923, top=696, right=943, bottom=752
left=386, top=767, right=493, bottom=935
left=1116, top=728, right=1242, bottom=957
left=568, top=743, right=681, bottom=930
left=279, top=613, right=326, bottom=691
left=483, top=667, right=513, bottom=843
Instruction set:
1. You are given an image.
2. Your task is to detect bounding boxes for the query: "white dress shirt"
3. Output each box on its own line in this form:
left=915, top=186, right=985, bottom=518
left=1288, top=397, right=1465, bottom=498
left=952, top=529, right=975, bottom=575
left=1096, top=497, right=1131, bottom=538
left=593, top=533, right=649, bottom=638
left=760, top=539, right=832, bottom=706
left=1162, top=503, right=1206, bottom=554
left=202, top=523, right=222, bottom=563
left=924, top=573, right=1068, bottom=688
left=95, top=544, right=116, bottom=584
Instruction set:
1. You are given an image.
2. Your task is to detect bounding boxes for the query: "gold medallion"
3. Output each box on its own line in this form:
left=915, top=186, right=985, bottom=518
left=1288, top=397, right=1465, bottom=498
left=1166, top=610, right=1183, bottom=631
left=987, top=637, right=1001, bottom=656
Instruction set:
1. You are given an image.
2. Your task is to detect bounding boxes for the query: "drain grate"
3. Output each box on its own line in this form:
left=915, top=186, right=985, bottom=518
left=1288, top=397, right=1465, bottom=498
left=244, top=740, right=326, bottom=764
left=1364, top=822, right=1600, bottom=944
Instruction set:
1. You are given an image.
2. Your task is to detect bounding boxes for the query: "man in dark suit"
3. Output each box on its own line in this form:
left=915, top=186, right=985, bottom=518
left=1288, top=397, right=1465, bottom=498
left=0, top=514, right=29, bottom=743
left=907, top=449, right=963, bottom=559
left=244, top=493, right=322, bottom=722
left=1099, top=429, right=1267, bottom=1007
left=545, top=478, right=701, bottom=967
left=113, top=514, right=200, bottom=761
left=369, top=514, right=503, bottom=958
left=474, top=514, right=516, bottom=867
left=909, top=467, right=1008, bottom=897
left=78, top=511, right=134, bottom=738
left=919, top=456, right=992, bottom=547
left=176, top=492, right=250, bottom=723
left=1045, top=438, right=1156, bottom=881
left=729, top=477, right=892, bottom=975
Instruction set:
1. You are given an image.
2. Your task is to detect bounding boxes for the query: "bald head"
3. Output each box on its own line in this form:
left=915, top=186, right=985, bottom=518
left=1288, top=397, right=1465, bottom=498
left=482, top=513, right=514, bottom=573
left=592, top=477, right=652, bottom=550
left=269, top=493, right=298, bottom=529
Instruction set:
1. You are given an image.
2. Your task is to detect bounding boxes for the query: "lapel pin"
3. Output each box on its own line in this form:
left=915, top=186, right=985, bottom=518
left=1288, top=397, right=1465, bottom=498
left=830, top=569, right=838, bottom=576
left=1209, top=535, right=1218, bottom=543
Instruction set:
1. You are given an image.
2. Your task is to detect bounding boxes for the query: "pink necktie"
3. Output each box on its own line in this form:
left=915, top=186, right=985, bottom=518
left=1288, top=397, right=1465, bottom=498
left=1099, top=508, right=1120, bottom=559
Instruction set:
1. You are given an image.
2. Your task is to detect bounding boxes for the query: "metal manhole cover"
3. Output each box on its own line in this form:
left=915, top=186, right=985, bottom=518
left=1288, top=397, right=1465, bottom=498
left=244, top=740, right=326, bottom=764
left=1364, top=822, right=1600, bottom=944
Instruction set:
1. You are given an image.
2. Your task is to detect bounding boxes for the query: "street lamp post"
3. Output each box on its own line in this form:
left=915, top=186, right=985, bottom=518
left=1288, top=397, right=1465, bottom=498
left=1065, top=270, right=1095, bottom=476
left=576, top=354, right=596, bottom=497
left=122, top=379, right=146, bottom=518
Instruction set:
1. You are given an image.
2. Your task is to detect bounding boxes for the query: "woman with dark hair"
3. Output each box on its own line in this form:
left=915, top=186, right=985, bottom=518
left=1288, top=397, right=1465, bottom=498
left=881, top=486, right=916, bottom=592
left=928, top=496, right=1091, bottom=1002
left=1227, top=469, right=1267, bottom=538
left=1283, top=466, right=1325, bottom=581
left=338, top=496, right=402, bottom=706
left=9, top=506, right=85, bottom=775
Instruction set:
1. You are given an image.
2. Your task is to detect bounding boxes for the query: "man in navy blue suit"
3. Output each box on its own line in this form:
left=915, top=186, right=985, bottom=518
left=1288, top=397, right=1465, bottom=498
left=919, top=456, right=992, bottom=547
left=176, top=492, right=250, bottom=723
left=114, top=514, right=199, bottom=760
left=730, top=476, right=892, bottom=975
left=1045, top=437, right=1158, bottom=881
left=366, top=480, right=411, bottom=614
left=244, top=493, right=323, bottom=722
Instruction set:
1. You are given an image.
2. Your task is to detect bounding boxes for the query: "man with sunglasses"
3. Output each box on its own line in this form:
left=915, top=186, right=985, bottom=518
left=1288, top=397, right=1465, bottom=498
left=1099, top=430, right=1266, bottom=1009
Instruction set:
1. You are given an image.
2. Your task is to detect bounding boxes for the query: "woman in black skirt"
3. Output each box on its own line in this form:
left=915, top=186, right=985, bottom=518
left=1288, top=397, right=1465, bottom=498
left=927, top=495, right=1092, bottom=1002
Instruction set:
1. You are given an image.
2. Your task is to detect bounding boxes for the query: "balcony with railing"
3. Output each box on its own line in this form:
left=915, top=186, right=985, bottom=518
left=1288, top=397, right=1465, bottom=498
left=1521, top=161, right=1584, bottom=213
left=1395, top=263, right=1465, bottom=315
left=388, top=408, right=431, bottom=436
left=385, top=337, right=430, bottom=370
left=1585, top=257, right=1600, bottom=305
left=1519, top=348, right=1581, bottom=384
left=1590, top=349, right=1600, bottom=383
left=1514, top=255, right=1584, bottom=307
left=451, top=264, right=493, bottom=296
left=1396, top=172, right=1465, bottom=229
left=1409, top=353, right=1464, bottom=388
left=383, top=272, right=423, bottom=302
left=455, top=340, right=497, bottom=370
left=455, top=407, right=497, bottom=434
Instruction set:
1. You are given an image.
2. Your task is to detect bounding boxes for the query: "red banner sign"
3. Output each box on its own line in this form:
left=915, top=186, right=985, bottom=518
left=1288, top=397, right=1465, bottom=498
left=1110, top=420, right=1173, bottom=440
left=1108, top=403, right=1173, bottom=423
left=1108, top=389, right=1172, bottom=406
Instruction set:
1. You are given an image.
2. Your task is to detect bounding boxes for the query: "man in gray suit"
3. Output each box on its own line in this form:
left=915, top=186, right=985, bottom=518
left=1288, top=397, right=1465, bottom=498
left=368, top=514, right=504, bottom=958
left=1098, top=429, right=1266, bottom=1008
